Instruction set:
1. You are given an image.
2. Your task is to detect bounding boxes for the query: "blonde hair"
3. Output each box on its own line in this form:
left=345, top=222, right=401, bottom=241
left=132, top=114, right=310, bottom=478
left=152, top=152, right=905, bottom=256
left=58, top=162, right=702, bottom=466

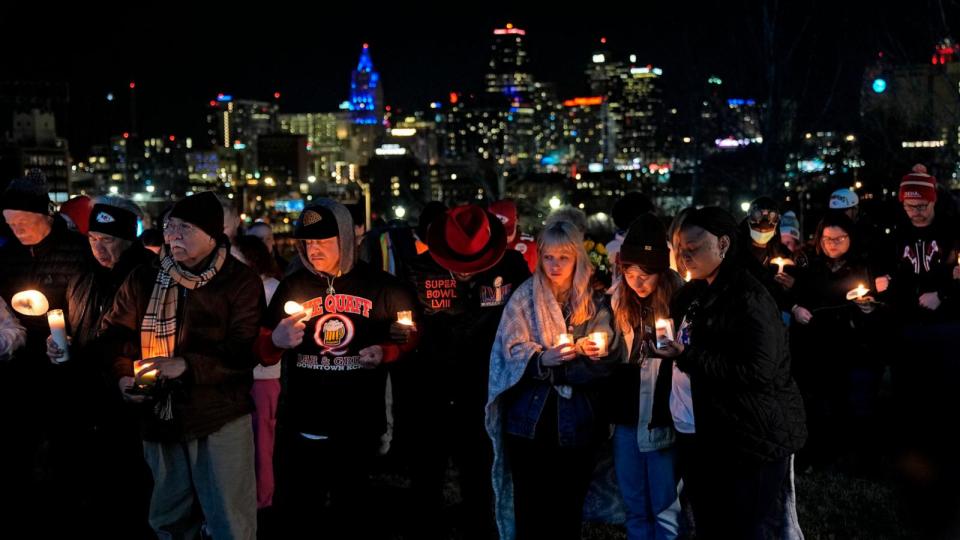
left=536, top=220, right=595, bottom=326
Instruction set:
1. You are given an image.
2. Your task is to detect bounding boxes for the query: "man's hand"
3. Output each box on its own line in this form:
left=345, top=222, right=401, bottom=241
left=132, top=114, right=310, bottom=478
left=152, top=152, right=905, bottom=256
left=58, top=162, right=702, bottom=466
left=358, top=346, right=384, bottom=369
left=118, top=376, right=146, bottom=403
left=774, top=272, right=796, bottom=289
left=389, top=321, right=415, bottom=344
left=152, top=357, right=187, bottom=380
left=46, top=335, right=70, bottom=364
left=272, top=312, right=308, bottom=349
left=792, top=305, right=814, bottom=324
left=919, top=292, right=941, bottom=311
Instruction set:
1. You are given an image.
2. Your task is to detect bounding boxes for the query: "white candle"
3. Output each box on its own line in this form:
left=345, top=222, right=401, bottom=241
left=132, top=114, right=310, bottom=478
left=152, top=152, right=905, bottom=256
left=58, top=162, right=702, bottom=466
left=655, top=318, right=675, bottom=349
left=47, top=309, right=70, bottom=363
left=556, top=333, right=574, bottom=347
left=773, top=257, right=787, bottom=275
left=684, top=271, right=692, bottom=283
left=589, top=332, right=609, bottom=357
left=397, top=310, right=414, bottom=326
left=11, top=289, right=49, bottom=316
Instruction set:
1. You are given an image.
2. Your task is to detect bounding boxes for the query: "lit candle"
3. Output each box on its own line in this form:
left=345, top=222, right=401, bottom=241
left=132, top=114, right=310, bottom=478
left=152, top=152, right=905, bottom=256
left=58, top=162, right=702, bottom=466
left=773, top=257, right=787, bottom=275
left=684, top=271, right=692, bottom=283
left=134, top=359, right=159, bottom=386
left=655, top=318, right=675, bottom=349
left=556, top=333, right=574, bottom=348
left=589, top=331, right=609, bottom=357
left=396, top=310, right=414, bottom=326
left=10, top=289, right=49, bottom=316
left=284, top=301, right=313, bottom=318
left=846, top=283, right=870, bottom=301
left=46, top=309, right=70, bottom=363
left=283, top=301, right=303, bottom=315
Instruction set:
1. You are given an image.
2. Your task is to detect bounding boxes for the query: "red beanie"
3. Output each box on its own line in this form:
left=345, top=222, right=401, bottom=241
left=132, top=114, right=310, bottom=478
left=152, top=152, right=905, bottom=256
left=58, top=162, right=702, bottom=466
left=898, top=164, right=937, bottom=203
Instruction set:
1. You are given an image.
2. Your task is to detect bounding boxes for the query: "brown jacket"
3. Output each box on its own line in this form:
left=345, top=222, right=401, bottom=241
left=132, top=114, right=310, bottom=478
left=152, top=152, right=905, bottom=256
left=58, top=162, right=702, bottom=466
left=101, top=253, right=265, bottom=441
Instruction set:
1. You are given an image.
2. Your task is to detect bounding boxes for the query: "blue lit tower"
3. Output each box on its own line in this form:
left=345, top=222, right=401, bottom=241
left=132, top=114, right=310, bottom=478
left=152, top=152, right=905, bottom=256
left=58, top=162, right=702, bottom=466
left=349, top=43, right=383, bottom=126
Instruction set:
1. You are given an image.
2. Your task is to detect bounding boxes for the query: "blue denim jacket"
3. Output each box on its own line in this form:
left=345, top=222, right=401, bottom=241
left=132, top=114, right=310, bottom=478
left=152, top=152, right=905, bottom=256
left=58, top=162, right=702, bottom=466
left=504, top=295, right=622, bottom=447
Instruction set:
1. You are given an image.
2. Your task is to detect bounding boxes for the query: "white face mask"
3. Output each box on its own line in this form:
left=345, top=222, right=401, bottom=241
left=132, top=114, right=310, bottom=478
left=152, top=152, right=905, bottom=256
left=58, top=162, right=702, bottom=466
left=750, top=228, right=776, bottom=245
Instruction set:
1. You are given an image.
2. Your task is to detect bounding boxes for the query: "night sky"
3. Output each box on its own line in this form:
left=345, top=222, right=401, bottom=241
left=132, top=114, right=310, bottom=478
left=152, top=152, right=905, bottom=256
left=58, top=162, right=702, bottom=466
left=2, top=2, right=957, bottom=156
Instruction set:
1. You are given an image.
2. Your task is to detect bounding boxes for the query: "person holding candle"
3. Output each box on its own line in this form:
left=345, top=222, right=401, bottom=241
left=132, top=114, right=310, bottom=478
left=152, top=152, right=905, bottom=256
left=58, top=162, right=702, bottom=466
left=38, top=197, right=158, bottom=535
left=876, top=164, right=960, bottom=536
left=100, top=191, right=265, bottom=540
left=606, top=213, right=685, bottom=540
left=400, top=204, right=530, bottom=539
left=788, top=212, right=883, bottom=472
left=653, top=206, right=806, bottom=539
left=738, top=197, right=796, bottom=312
left=0, top=171, right=95, bottom=530
left=487, top=219, right=622, bottom=540
left=255, top=199, right=418, bottom=538
left=606, top=192, right=657, bottom=285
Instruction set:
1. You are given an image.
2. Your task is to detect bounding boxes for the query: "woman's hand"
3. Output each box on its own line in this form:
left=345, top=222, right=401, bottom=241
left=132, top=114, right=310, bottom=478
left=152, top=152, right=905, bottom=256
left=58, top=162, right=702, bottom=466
left=644, top=338, right=684, bottom=359
left=541, top=343, right=577, bottom=367
left=576, top=337, right=602, bottom=360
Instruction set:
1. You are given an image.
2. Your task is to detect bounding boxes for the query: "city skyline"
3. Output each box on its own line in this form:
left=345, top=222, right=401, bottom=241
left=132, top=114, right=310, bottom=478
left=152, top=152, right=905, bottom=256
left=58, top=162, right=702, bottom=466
left=3, top=3, right=955, bottom=155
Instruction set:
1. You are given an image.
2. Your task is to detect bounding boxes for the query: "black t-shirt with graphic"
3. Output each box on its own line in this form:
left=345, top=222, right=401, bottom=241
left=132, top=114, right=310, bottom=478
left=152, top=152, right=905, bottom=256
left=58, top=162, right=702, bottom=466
left=265, top=261, right=418, bottom=438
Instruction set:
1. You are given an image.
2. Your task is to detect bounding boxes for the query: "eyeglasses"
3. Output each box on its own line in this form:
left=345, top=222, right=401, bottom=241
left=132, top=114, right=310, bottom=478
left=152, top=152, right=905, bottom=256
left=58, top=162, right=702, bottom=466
left=162, top=221, right=198, bottom=237
left=903, top=202, right=930, bottom=214
left=820, top=234, right=849, bottom=245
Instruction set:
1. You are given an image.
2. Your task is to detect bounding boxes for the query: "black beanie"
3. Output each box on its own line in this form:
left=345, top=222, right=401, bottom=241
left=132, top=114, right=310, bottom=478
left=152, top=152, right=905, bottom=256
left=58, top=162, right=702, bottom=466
left=619, top=213, right=670, bottom=273
left=88, top=203, right=138, bottom=241
left=168, top=192, right=224, bottom=241
left=682, top=207, right=740, bottom=256
left=294, top=205, right=340, bottom=239
left=1, top=171, right=52, bottom=215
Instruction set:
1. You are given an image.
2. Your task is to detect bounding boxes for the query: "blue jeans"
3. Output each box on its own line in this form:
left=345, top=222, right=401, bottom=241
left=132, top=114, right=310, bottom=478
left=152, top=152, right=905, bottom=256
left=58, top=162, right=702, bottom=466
left=613, top=425, right=680, bottom=540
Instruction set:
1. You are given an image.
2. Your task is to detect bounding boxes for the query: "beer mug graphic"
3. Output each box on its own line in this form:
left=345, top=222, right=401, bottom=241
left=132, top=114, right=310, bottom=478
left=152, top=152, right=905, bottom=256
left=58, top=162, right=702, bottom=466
left=313, top=314, right=355, bottom=355
left=322, top=319, right=346, bottom=347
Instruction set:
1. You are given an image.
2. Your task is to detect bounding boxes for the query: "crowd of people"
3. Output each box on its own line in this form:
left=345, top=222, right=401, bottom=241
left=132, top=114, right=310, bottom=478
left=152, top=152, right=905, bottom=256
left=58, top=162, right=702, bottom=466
left=0, top=163, right=957, bottom=539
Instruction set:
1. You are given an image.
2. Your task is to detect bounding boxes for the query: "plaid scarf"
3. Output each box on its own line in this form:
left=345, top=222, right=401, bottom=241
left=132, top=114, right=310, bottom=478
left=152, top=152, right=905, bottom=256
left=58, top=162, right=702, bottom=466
left=140, top=244, right=228, bottom=419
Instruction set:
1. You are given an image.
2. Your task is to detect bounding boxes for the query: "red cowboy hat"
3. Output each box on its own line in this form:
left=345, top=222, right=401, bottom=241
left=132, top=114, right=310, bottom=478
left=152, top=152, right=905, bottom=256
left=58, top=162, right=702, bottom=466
left=428, top=204, right=507, bottom=274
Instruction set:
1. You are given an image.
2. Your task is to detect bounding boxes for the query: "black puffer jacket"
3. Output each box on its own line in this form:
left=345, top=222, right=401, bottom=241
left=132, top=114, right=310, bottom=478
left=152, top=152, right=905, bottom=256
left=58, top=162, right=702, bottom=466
left=0, top=215, right=96, bottom=365
left=673, top=261, right=807, bottom=462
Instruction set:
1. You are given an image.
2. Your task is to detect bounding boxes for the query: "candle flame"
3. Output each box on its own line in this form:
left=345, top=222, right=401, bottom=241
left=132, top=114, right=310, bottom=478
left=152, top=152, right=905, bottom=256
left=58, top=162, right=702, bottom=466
left=11, top=290, right=50, bottom=316
left=284, top=301, right=304, bottom=316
